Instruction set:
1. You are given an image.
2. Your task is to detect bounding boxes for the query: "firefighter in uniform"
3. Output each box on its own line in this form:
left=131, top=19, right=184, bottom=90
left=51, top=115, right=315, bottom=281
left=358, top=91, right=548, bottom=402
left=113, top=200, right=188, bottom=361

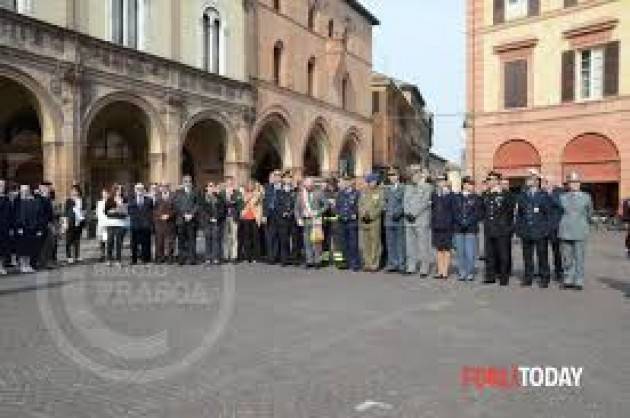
left=336, top=176, right=361, bottom=271
left=515, top=171, right=552, bottom=288
left=359, top=173, right=383, bottom=271
left=480, top=172, right=514, bottom=286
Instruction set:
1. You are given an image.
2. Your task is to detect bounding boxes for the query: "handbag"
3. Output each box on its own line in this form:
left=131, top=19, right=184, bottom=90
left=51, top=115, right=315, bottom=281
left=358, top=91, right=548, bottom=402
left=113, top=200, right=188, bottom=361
left=310, top=224, right=324, bottom=243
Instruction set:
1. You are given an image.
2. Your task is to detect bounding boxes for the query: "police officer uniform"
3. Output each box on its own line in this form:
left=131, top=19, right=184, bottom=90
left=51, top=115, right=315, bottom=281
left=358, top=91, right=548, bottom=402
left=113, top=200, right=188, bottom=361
left=383, top=170, right=405, bottom=272
left=515, top=174, right=552, bottom=287
left=359, top=173, right=384, bottom=271
left=336, top=178, right=361, bottom=271
left=480, top=173, right=514, bottom=286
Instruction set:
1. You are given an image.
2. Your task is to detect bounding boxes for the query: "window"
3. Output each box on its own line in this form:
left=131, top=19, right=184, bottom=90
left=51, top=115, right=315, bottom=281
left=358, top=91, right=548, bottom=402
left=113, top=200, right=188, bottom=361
left=505, top=0, right=528, bottom=21
left=341, top=75, right=349, bottom=110
left=372, top=91, right=380, bottom=114
left=111, top=0, right=143, bottom=49
left=328, top=19, right=334, bottom=38
left=203, top=8, right=221, bottom=74
left=307, top=57, right=316, bottom=96
left=577, top=47, right=604, bottom=101
left=308, top=6, right=316, bottom=30
left=504, top=59, right=528, bottom=108
left=273, top=0, right=280, bottom=12
left=273, top=41, right=283, bottom=85
left=0, top=0, right=29, bottom=13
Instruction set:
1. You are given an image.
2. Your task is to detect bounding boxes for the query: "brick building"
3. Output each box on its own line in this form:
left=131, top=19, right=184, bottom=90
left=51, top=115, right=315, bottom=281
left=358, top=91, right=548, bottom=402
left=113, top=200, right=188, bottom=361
left=466, top=0, right=629, bottom=211
left=371, top=72, right=433, bottom=173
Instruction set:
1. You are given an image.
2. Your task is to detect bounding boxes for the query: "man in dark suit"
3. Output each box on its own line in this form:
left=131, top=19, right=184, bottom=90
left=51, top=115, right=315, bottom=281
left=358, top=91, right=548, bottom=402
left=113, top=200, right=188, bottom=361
left=128, top=183, right=154, bottom=264
left=0, top=179, right=13, bottom=276
left=515, top=171, right=552, bottom=288
left=276, top=171, right=296, bottom=266
left=262, top=170, right=281, bottom=264
left=480, top=172, right=514, bottom=286
left=174, top=175, right=199, bottom=265
left=543, top=177, right=565, bottom=281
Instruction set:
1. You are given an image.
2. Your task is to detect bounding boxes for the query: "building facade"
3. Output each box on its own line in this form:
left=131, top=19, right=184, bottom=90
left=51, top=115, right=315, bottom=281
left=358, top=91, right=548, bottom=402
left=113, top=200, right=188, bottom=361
left=466, top=0, right=629, bottom=211
left=249, top=0, right=378, bottom=182
left=0, top=0, right=378, bottom=203
left=371, top=72, right=433, bottom=172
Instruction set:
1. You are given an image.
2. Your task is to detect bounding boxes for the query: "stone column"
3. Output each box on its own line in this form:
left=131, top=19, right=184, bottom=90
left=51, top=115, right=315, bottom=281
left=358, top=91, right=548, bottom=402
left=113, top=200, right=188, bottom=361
left=161, top=96, right=183, bottom=187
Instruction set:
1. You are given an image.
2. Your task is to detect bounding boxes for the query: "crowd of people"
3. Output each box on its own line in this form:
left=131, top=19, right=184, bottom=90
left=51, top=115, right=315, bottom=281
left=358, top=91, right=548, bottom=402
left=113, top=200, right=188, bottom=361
left=1, top=168, right=628, bottom=290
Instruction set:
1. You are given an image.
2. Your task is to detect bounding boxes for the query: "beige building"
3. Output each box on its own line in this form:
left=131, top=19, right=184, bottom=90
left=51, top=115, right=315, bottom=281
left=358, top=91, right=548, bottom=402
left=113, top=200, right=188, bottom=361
left=249, top=0, right=378, bottom=181
left=371, top=72, right=433, bottom=172
left=0, top=0, right=378, bottom=203
left=466, top=0, right=629, bottom=211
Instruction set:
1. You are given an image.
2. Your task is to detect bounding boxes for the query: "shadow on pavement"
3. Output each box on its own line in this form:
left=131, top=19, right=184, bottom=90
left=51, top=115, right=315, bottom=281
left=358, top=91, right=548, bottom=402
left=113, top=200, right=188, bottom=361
left=598, top=277, right=630, bottom=298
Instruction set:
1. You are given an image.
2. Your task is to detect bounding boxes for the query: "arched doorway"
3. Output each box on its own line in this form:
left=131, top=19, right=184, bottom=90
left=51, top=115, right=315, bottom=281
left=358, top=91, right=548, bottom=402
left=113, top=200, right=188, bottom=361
left=339, top=133, right=359, bottom=177
left=0, top=76, right=43, bottom=188
left=493, top=139, right=541, bottom=190
left=303, top=120, right=330, bottom=177
left=85, top=101, right=150, bottom=203
left=562, top=133, right=620, bottom=211
left=252, top=114, right=289, bottom=183
left=182, top=119, right=227, bottom=186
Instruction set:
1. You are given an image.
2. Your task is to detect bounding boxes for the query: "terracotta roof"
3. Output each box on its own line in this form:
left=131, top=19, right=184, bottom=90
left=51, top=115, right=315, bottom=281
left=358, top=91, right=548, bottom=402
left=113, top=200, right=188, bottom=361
left=345, top=0, right=380, bottom=25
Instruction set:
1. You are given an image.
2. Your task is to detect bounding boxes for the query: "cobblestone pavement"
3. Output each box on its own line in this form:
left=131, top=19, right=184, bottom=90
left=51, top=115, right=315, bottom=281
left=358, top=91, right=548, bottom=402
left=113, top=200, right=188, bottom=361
left=0, top=231, right=628, bottom=418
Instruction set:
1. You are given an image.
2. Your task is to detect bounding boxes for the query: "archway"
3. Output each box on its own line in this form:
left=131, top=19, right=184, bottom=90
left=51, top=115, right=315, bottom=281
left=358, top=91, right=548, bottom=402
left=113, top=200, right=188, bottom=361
left=0, top=75, right=43, bottom=188
left=303, top=119, right=330, bottom=177
left=562, top=133, right=620, bottom=211
left=252, top=114, right=290, bottom=183
left=182, top=119, right=227, bottom=186
left=339, top=132, right=359, bottom=177
left=85, top=101, right=150, bottom=203
left=493, top=139, right=541, bottom=190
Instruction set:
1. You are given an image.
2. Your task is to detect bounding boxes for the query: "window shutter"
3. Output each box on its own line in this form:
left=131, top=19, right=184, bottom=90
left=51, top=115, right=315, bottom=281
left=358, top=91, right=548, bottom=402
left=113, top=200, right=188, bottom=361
left=493, top=0, right=505, bottom=24
left=561, top=50, right=575, bottom=102
left=604, top=41, right=619, bottom=97
left=112, top=0, right=123, bottom=44
left=372, top=91, right=380, bottom=114
left=128, top=0, right=138, bottom=48
left=504, top=60, right=527, bottom=108
left=528, top=0, right=540, bottom=17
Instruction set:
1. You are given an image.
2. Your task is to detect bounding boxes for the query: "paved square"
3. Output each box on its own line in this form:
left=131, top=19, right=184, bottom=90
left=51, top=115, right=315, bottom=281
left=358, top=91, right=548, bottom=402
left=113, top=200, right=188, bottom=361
left=0, top=232, right=628, bottom=418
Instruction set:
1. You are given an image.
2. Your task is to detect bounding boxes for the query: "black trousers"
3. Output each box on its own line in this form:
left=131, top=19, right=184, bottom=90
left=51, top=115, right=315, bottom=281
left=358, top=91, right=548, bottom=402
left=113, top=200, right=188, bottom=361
left=265, top=217, right=280, bottom=263
left=549, top=235, right=563, bottom=279
left=278, top=217, right=293, bottom=265
left=66, top=224, right=83, bottom=260
left=177, top=221, right=197, bottom=263
left=292, top=223, right=303, bottom=264
left=484, top=234, right=511, bottom=285
left=522, top=238, right=550, bottom=285
left=131, top=228, right=152, bottom=263
left=239, top=219, right=260, bottom=262
left=106, top=226, right=126, bottom=262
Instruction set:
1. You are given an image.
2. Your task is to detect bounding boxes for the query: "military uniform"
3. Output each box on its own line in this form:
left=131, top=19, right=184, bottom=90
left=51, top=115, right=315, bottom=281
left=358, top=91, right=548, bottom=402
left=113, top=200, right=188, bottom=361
left=546, top=187, right=565, bottom=280
left=359, top=185, right=384, bottom=271
left=558, top=183, right=593, bottom=289
left=403, top=182, right=433, bottom=275
left=336, top=186, right=361, bottom=271
left=384, top=183, right=405, bottom=272
left=480, top=189, right=514, bottom=285
left=515, top=189, right=552, bottom=287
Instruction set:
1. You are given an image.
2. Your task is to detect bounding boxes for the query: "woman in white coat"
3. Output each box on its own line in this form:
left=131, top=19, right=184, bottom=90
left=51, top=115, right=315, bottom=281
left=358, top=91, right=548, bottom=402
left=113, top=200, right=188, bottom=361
left=96, top=188, right=110, bottom=261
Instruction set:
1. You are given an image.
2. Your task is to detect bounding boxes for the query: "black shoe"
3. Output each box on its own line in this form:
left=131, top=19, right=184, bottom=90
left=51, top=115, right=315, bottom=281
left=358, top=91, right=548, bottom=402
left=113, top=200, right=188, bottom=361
left=539, top=282, right=549, bottom=289
left=521, top=281, right=533, bottom=287
left=482, top=279, right=496, bottom=284
left=561, top=283, right=574, bottom=289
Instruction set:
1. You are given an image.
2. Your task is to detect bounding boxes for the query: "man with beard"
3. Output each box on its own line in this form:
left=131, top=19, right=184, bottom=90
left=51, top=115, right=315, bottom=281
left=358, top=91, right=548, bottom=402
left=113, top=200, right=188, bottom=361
left=403, top=167, right=433, bottom=276
left=0, top=179, right=13, bottom=275
left=174, top=175, right=199, bottom=265
left=480, top=172, right=514, bottom=286
left=515, top=171, right=552, bottom=288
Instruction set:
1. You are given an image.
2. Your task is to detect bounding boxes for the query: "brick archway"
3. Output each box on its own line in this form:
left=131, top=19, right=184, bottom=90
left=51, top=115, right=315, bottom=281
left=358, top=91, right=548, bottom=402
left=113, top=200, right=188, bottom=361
left=562, top=133, right=620, bottom=183
left=493, top=139, right=541, bottom=178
